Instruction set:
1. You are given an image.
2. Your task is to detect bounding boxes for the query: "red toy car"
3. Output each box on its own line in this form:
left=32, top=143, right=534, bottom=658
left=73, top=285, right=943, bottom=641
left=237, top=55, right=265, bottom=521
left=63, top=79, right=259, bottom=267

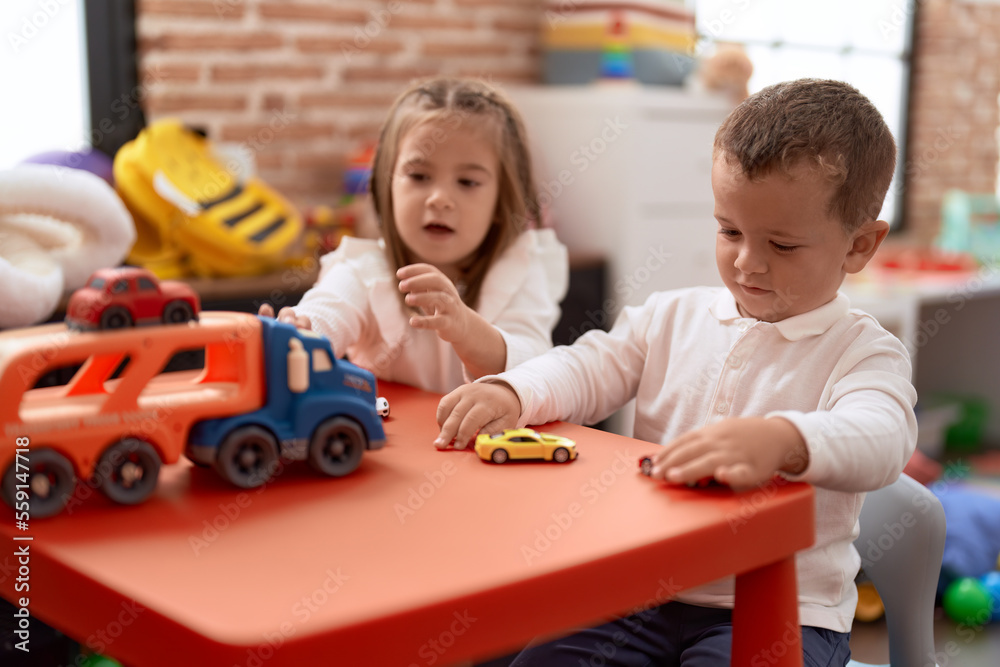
left=638, top=455, right=718, bottom=487
left=66, top=267, right=201, bottom=330
left=639, top=455, right=655, bottom=476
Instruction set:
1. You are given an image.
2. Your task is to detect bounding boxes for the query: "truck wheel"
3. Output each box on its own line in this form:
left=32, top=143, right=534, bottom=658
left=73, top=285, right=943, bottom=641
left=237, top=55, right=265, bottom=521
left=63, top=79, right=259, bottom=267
left=308, top=417, right=365, bottom=477
left=1, top=448, right=76, bottom=519
left=162, top=300, right=195, bottom=324
left=215, top=426, right=279, bottom=489
left=100, top=307, right=133, bottom=329
left=95, top=439, right=161, bottom=505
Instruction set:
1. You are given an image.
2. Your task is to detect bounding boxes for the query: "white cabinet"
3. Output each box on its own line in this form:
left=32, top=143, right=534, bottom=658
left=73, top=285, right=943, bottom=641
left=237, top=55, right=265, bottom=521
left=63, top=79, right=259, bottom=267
left=508, top=86, right=732, bottom=435
left=509, top=85, right=731, bottom=316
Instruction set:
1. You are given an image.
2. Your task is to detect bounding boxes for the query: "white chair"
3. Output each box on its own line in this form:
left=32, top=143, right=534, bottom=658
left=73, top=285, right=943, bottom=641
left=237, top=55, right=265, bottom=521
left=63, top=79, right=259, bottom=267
left=849, top=473, right=946, bottom=667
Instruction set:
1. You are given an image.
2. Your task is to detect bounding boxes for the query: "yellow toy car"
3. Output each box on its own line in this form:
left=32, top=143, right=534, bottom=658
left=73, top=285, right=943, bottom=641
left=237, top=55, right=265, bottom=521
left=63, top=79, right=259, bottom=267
left=114, top=119, right=303, bottom=278
left=474, top=428, right=578, bottom=464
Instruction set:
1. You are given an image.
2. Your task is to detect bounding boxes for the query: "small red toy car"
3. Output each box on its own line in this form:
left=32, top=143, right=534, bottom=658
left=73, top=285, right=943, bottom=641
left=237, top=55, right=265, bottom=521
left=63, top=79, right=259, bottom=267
left=638, top=455, right=717, bottom=487
left=66, top=266, right=201, bottom=330
left=639, top=455, right=655, bottom=476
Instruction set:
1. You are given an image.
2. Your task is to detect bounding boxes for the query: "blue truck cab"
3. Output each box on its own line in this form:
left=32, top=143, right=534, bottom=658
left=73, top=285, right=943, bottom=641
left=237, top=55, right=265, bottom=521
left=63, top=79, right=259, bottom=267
left=187, top=316, right=386, bottom=488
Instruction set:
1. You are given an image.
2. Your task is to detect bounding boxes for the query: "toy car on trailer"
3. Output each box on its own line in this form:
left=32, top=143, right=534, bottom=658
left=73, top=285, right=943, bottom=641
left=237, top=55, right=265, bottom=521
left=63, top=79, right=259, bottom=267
left=66, top=266, right=201, bottom=330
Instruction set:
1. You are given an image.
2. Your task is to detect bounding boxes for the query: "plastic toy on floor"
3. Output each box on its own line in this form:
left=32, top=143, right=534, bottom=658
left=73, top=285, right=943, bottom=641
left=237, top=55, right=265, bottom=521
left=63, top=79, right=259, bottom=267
left=943, top=563, right=1000, bottom=626
left=932, top=478, right=1000, bottom=626
left=854, top=580, right=885, bottom=622
left=79, top=652, right=123, bottom=667
left=113, top=119, right=303, bottom=278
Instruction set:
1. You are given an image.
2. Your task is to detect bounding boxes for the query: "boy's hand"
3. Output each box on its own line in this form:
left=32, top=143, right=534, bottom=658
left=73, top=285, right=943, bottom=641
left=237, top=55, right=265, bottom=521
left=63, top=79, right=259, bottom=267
left=397, top=264, right=472, bottom=343
left=435, top=382, right=521, bottom=449
left=648, top=417, right=809, bottom=492
left=258, top=303, right=312, bottom=330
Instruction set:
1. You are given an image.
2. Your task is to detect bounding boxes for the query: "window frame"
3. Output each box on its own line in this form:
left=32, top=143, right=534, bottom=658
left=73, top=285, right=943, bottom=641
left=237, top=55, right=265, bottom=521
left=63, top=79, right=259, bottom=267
left=693, top=1, right=919, bottom=231
left=84, top=0, right=143, bottom=159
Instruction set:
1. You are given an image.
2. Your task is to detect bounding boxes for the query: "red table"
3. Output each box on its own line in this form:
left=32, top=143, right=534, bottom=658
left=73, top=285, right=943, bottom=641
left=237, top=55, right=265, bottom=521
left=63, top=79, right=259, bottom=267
left=0, top=382, right=814, bottom=666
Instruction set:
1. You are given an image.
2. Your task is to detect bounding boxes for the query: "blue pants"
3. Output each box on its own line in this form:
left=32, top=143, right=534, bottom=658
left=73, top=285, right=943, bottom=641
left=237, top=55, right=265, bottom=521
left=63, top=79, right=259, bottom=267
left=506, top=602, right=851, bottom=667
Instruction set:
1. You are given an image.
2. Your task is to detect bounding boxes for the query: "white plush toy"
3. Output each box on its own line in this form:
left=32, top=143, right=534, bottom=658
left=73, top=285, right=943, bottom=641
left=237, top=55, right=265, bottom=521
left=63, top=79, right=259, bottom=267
left=0, top=165, right=136, bottom=329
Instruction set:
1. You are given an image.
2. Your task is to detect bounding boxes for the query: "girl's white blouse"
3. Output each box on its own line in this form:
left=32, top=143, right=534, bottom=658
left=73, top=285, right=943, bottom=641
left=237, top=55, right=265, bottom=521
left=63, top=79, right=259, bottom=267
left=292, top=229, right=569, bottom=394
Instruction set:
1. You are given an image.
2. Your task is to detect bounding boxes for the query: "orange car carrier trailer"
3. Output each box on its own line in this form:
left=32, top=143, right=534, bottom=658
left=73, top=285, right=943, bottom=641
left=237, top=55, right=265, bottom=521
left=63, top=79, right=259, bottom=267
left=0, top=312, right=385, bottom=519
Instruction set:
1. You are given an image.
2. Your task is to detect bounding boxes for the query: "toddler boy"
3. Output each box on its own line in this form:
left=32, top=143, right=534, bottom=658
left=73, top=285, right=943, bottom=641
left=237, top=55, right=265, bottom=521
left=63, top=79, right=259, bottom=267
left=435, top=79, right=917, bottom=665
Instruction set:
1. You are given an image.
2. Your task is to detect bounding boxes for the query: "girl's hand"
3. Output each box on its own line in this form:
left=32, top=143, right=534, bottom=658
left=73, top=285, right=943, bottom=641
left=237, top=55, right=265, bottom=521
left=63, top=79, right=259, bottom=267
left=258, top=303, right=312, bottom=330
left=397, top=264, right=472, bottom=343
left=647, top=417, right=809, bottom=492
left=397, top=263, right=506, bottom=378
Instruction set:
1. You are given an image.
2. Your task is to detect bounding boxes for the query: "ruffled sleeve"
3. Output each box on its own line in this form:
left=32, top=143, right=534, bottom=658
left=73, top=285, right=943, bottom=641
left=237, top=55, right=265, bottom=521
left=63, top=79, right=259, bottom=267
left=293, top=237, right=409, bottom=356
left=475, top=228, right=569, bottom=373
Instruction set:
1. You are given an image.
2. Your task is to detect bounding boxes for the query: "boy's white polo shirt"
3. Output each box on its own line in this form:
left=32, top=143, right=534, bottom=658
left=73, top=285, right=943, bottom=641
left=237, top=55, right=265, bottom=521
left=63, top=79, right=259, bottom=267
left=492, top=286, right=917, bottom=632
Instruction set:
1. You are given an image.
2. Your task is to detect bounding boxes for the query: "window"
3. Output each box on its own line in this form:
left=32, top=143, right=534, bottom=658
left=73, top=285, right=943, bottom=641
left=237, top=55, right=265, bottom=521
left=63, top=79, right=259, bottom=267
left=138, top=277, right=157, bottom=291
left=312, top=350, right=333, bottom=373
left=692, top=0, right=915, bottom=228
left=0, top=0, right=88, bottom=169
left=0, top=0, right=140, bottom=169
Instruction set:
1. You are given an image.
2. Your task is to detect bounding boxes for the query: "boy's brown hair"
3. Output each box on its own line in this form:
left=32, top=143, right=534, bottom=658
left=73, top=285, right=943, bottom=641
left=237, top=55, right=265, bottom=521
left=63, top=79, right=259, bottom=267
left=370, top=77, right=539, bottom=308
left=713, top=78, right=896, bottom=232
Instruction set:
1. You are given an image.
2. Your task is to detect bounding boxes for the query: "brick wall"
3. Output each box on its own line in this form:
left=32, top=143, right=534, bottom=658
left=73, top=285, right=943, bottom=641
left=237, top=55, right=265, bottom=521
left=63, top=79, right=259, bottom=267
left=136, top=0, right=1000, bottom=241
left=136, top=0, right=543, bottom=209
left=904, top=0, right=1000, bottom=245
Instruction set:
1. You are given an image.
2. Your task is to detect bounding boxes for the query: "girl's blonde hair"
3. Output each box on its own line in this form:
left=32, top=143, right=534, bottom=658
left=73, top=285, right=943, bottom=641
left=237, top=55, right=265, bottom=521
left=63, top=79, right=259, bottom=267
left=370, top=77, right=539, bottom=308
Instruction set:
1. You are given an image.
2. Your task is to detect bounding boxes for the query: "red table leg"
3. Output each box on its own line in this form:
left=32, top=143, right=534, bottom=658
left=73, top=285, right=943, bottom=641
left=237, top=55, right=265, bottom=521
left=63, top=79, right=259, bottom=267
left=732, top=556, right=802, bottom=667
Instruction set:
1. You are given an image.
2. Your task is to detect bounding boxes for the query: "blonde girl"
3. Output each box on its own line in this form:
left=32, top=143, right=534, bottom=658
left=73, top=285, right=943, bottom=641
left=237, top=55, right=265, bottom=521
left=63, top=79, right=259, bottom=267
left=261, top=77, right=568, bottom=394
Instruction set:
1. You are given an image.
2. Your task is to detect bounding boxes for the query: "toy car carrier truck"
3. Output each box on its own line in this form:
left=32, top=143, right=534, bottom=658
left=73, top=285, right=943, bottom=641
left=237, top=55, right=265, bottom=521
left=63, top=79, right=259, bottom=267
left=0, top=312, right=385, bottom=518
